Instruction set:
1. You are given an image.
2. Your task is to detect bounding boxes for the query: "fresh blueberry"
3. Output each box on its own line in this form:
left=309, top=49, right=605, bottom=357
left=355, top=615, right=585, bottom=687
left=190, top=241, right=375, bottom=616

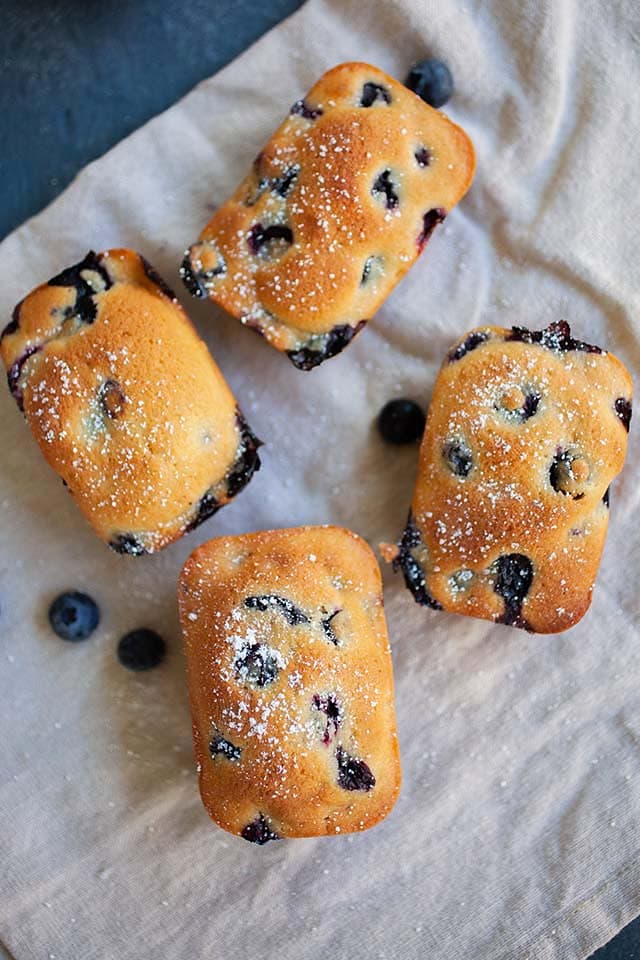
left=406, top=58, right=454, bottom=108
left=117, top=628, right=166, bottom=671
left=48, top=591, right=100, bottom=642
left=377, top=398, right=425, bottom=445
left=336, top=746, right=376, bottom=791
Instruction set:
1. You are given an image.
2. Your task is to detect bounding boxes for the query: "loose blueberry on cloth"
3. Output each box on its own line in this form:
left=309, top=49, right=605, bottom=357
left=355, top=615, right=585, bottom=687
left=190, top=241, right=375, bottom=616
left=48, top=591, right=100, bottom=641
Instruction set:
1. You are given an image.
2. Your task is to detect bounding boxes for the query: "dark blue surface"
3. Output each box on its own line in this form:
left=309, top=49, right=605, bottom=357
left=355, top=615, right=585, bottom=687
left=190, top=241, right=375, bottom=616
left=1, top=1, right=638, bottom=957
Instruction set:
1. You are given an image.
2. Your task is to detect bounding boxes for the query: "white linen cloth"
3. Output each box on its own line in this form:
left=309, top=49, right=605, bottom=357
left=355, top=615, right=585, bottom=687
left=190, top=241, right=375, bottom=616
left=1, top=1, right=639, bottom=957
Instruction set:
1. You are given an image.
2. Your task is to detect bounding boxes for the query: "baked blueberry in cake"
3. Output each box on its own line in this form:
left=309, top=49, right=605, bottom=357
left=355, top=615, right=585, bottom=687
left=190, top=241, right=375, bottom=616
left=178, top=526, right=401, bottom=841
left=382, top=321, right=633, bottom=633
left=181, top=61, right=475, bottom=369
left=1, top=249, right=261, bottom=554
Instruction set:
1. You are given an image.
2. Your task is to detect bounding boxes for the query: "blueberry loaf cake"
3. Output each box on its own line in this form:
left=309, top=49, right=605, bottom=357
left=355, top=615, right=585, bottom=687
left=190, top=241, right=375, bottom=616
left=1, top=249, right=261, bottom=554
left=383, top=321, right=632, bottom=633
left=179, top=526, right=401, bottom=841
left=181, top=61, right=475, bottom=369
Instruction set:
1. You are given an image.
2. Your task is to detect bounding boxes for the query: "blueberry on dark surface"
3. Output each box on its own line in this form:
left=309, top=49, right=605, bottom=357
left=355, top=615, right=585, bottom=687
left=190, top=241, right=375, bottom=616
left=117, top=629, right=166, bottom=671
left=234, top=643, right=280, bottom=687
left=244, top=594, right=309, bottom=625
left=287, top=320, right=367, bottom=370
left=393, top=513, right=442, bottom=610
left=377, top=398, right=425, bottom=445
left=443, top=439, right=473, bottom=477
left=48, top=591, right=100, bottom=642
left=492, top=554, right=534, bottom=629
left=109, top=533, right=148, bottom=556
left=360, top=82, right=391, bottom=107
left=417, top=207, right=447, bottom=250
left=448, top=331, right=490, bottom=362
left=371, top=169, right=399, bottom=209
left=615, top=397, right=632, bottom=432
left=290, top=99, right=323, bottom=120
left=336, top=746, right=375, bottom=791
left=406, top=59, right=454, bottom=108
left=241, top=814, right=280, bottom=845
left=209, top=733, right=241, bottom=762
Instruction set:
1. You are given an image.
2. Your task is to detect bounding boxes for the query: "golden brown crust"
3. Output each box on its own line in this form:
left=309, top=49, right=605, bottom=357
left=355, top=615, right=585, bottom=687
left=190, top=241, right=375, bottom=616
left=182, top=61, right=475, bottom=368
left=1, top=249, right=261, bottom=553
left=179, top=526, right=401, bottom=841
left=390, top=322, right=632, bottom=633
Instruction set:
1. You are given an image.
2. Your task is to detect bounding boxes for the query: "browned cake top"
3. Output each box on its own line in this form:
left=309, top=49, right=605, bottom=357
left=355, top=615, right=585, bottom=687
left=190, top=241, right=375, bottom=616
left=179, top=526, right=401, bottom=840
left=184, top=62, right=475, bottom=364
left=387, top=323, right=632, bottom=633
left=1, top=249, right=253, bottom=553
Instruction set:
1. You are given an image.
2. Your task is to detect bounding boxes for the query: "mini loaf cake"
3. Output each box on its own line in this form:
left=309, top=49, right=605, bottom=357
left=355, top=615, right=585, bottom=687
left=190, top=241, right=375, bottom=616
left=181, top=61, right=475, bottom=369
left=383, top=321, right=632, bottom=633
left=179, top=526, right=401, bottom=842
left=1, top=249, right=261, bottom=554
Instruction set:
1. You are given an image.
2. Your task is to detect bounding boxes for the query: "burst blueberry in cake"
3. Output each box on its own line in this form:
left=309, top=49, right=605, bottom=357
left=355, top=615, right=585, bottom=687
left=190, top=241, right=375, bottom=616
left=1, top=249, right=261, bottom=554
left=178, top=525, right=401, bottom=841
left=382, top=321, right=632, bottom=633
left=181, top=61, right=475, bottom=369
